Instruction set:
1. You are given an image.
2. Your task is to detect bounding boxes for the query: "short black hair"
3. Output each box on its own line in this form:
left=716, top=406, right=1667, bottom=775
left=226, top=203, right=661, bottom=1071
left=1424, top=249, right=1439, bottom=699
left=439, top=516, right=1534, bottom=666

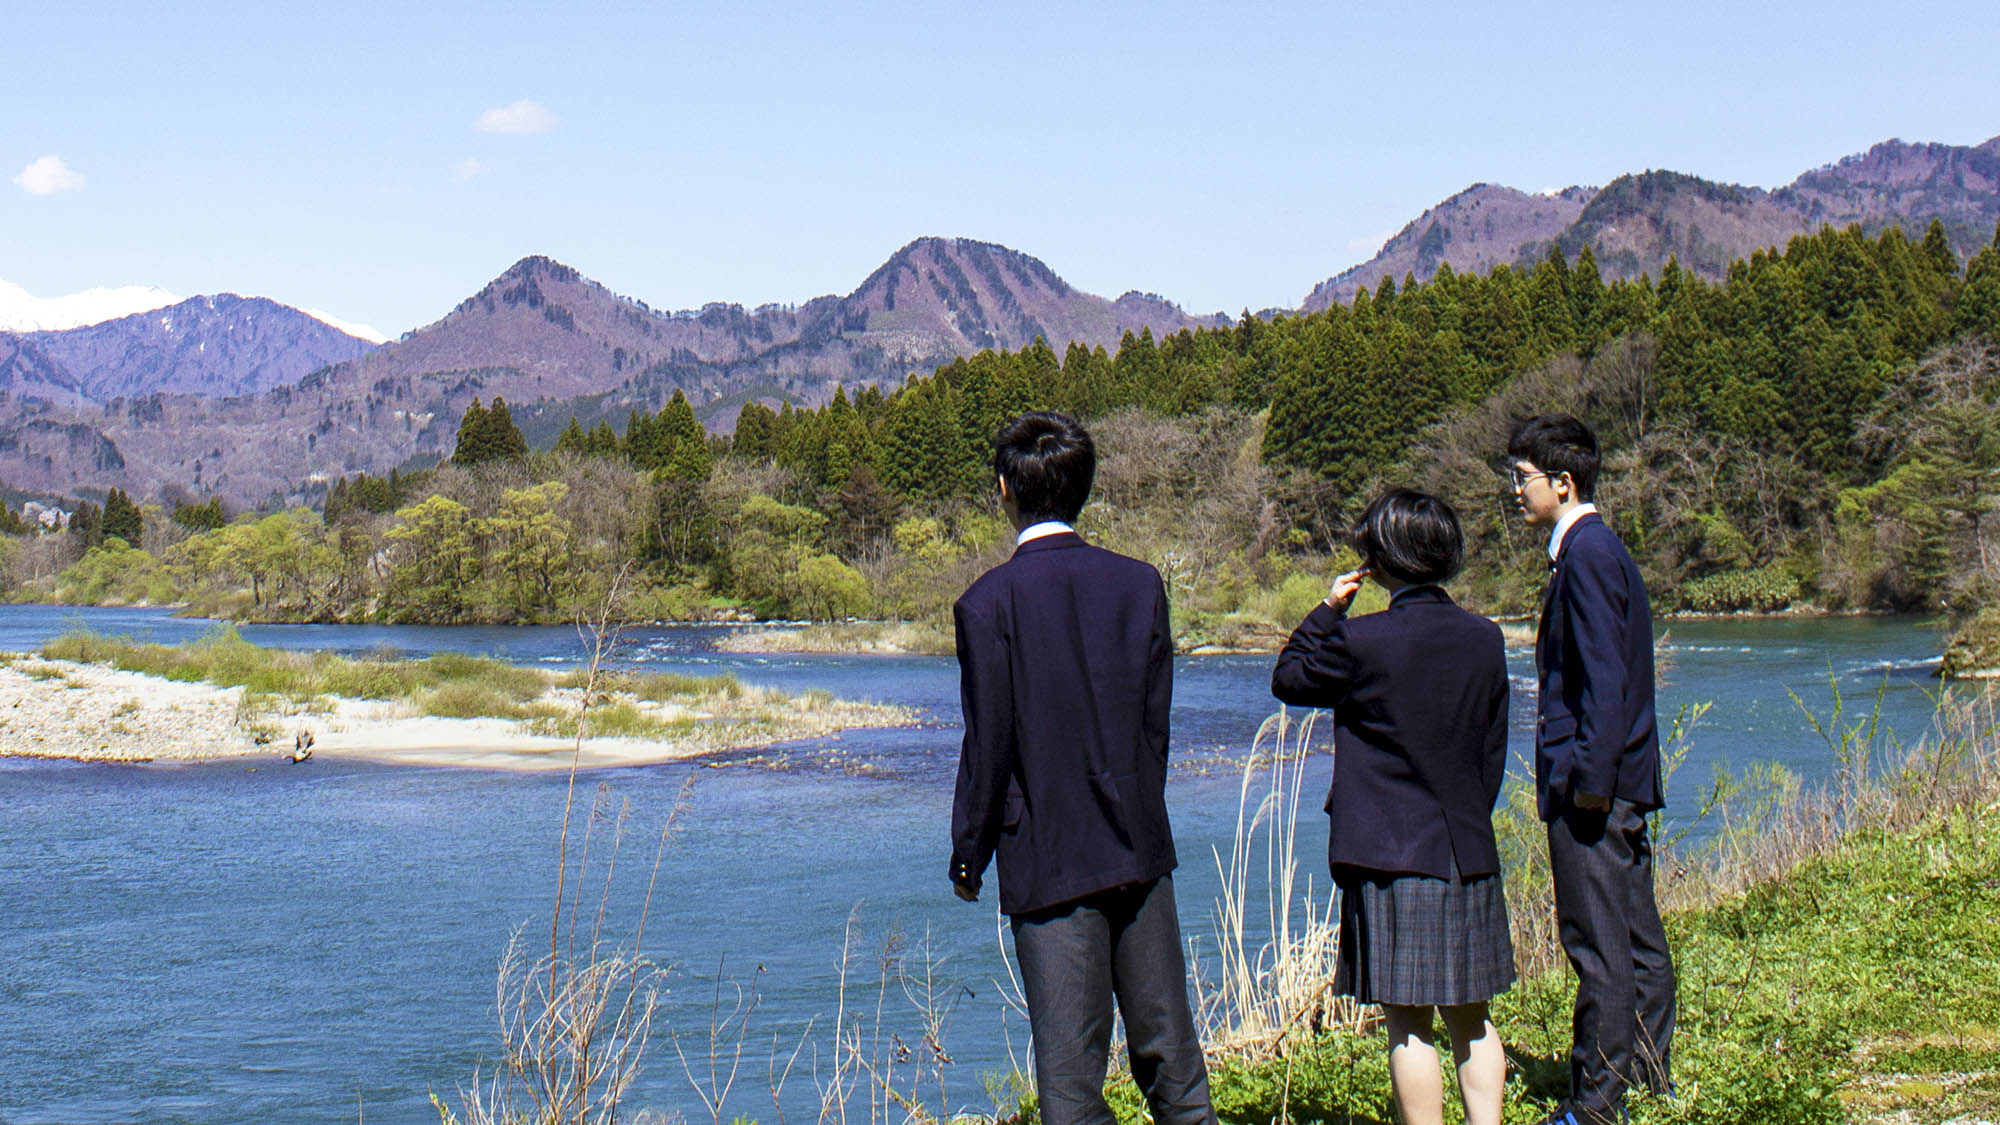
left=1352, top=488, right=1464, bottom=586
left=993, top=411, right=1095, bottom=524
left=1507, top=414, right=1600, bottom=501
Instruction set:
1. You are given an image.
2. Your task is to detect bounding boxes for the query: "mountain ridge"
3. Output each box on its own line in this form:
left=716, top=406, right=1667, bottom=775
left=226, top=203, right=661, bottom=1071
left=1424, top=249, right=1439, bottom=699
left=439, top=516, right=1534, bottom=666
left=0, top=238, right=1223, bottom=505
left=1303, top=133, right=2000, bottom=308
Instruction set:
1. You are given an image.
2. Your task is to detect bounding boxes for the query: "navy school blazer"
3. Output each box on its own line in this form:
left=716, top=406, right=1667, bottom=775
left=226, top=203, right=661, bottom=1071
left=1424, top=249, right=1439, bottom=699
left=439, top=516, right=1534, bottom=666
left=1270, top=585, right=1510, bottom=881
left=948, top=533, right=1179, bottom=916
left=1535, top=513, right=1662, bottom=821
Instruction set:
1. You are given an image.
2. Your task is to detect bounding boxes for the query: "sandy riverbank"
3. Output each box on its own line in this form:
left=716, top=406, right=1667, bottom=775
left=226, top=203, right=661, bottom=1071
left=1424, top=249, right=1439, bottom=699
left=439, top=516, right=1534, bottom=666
left=0, top=657, right=915, bottom=771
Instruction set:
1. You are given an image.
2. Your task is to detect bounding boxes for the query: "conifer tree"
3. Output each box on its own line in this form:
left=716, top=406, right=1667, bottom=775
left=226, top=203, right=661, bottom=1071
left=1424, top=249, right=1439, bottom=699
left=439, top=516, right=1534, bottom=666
left=69, top=499, right=102, bottom=548
left=485, top=397, right=529, bottom=461
left=451, top=400, right=492, bottom=466
left=101, top=488, right=143, bottom=546
left=733, top=402, right=776, bottom=460
left=659, top=390, right=713, bottom=481
left=553, top=416, right=589, bottom=454
left=172, top=497, right=227, bottom=532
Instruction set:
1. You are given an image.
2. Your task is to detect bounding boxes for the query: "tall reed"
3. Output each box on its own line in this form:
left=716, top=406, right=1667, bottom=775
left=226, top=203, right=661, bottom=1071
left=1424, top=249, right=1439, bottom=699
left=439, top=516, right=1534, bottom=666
left=1197, top=708, right=1365, bottom=1058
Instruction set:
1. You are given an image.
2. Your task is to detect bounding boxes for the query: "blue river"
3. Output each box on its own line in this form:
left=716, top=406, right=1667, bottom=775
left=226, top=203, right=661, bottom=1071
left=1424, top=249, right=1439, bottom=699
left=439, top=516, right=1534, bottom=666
left=0, top=607, right=1952, bottom=1122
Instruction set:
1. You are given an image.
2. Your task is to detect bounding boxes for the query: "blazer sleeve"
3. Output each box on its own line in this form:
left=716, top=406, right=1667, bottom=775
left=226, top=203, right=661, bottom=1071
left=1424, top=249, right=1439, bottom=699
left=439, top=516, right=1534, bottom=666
left=1484, top=649, right=1511, bottom=810
left=949, top=598, right=1015, bottom=884
left=1143, top=573, right=1173, bottom=763
left=1271, top=600, right=1355, bottom=708
left=1559, top=541, right=1629, bottom=800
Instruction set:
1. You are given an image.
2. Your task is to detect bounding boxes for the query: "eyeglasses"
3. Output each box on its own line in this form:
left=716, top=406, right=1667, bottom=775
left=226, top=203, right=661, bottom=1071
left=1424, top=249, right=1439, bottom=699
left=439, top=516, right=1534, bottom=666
left=1509, top=467, right=1558, bottom=490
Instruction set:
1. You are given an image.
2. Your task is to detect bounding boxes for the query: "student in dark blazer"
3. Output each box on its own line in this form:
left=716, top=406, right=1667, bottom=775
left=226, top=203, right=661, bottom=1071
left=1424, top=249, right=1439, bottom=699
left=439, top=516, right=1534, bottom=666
left=1272, top=489, right=1513, bottom=1125
left=1509, top=415, right=1675, bottom=1125
left=949, top=411, right=1214, bottom=1125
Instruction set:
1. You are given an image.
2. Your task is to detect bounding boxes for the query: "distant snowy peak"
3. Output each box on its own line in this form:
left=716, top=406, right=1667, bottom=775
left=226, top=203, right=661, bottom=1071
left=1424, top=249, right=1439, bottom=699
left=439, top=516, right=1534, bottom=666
left=0, top=279, right=181, bottom=332
left=0, top=279, right=387, bottom=344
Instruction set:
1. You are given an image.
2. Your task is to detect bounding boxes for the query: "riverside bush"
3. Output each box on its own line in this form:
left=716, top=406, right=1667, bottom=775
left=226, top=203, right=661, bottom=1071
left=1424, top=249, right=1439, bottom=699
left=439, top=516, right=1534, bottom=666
left=1677, top=566, right=1802, bottom=612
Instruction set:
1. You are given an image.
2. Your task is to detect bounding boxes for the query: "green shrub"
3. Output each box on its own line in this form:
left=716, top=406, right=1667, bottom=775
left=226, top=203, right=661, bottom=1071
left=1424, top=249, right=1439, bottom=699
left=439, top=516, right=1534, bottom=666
left=421, top=652, right=546, bottom=700
left=420, top=682, right=528, bottom=719
left=632, top=670, right=741, bottom=700
left=1677, top=567, right=1802, bottom=613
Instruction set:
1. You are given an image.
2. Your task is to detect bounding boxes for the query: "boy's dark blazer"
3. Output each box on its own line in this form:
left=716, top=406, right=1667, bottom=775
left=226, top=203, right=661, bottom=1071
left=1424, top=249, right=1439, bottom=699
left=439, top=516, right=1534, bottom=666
left=1536, top=513, right=1662, bottom=821
left=1271, top=585, right=1510, bottom=880
left=949, top=532, right=1179, bottom=916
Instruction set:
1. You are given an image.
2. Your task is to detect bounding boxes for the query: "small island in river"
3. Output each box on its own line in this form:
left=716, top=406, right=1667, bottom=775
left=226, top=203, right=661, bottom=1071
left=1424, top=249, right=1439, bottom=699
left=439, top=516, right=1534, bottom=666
left=0, top=632, right=915, bottom=771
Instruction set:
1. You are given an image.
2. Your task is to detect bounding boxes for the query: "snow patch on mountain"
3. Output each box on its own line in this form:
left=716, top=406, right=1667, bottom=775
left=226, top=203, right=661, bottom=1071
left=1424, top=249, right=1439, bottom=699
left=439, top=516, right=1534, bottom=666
left=301, top=307, right=389, bottom=345
left=0, top=279, right=181, bottom=332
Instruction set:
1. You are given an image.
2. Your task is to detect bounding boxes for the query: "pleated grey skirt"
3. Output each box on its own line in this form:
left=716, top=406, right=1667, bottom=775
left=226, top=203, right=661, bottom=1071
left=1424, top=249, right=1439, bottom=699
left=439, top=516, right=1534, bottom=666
left=1333, top=861, right=1516, bottom=1007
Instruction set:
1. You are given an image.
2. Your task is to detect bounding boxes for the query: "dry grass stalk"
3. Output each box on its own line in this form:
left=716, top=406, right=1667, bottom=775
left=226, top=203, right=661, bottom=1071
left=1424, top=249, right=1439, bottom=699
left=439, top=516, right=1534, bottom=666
left=441, top=568, right=702, bottom=1125
left=1197, top=708, right=1364, bottom=1059
left=1660, top=680, right=2000, bottom=914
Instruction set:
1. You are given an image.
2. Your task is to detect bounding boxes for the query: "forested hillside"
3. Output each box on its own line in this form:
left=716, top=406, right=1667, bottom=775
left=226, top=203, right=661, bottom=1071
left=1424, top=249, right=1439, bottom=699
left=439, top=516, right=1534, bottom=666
left=10, top=220, right=2000, bottom=654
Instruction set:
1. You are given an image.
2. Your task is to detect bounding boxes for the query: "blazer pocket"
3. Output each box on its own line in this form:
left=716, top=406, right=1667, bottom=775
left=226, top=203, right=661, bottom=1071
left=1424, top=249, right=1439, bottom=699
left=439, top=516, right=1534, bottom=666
left=1002, top=791, right=1025, bottom=831
left=1537, top=713, right=1578, bottom=753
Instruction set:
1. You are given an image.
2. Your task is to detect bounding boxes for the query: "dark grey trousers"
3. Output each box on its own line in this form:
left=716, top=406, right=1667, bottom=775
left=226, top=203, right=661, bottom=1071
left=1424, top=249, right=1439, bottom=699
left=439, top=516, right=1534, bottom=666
left=1547, top=799, right=1677, bottom=1122
left=1009, top=875, right=1216, bottom=1125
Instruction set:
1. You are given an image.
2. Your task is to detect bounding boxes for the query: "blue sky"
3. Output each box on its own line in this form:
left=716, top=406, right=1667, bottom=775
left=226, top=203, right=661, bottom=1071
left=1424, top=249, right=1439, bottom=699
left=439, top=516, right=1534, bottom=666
left=5, top=0, right=1999, bottom=338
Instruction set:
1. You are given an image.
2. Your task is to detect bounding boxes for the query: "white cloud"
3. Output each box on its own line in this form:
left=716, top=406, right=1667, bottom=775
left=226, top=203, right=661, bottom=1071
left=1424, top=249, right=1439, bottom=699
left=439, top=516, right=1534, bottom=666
left=14, top=155, right=86, bottom=196
left=451, top=157, right=487, bottom=182
left=476, top=100, right=556, bottom=134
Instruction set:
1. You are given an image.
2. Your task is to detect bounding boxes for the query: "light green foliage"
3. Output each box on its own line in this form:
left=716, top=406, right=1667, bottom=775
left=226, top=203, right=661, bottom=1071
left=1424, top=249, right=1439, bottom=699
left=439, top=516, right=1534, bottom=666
left=161, top=508, right=348, bottom=617
left=385, top=495, right=480, bottom=619
left=718, top=494, right=869, bottom=619
left=1677, top=566, right=1802, bottom=613
left=482, top=481, right=575, bottom=615
left=52, top=537, right=177, bottom=605
left=790, top=553, right=869, bottom=620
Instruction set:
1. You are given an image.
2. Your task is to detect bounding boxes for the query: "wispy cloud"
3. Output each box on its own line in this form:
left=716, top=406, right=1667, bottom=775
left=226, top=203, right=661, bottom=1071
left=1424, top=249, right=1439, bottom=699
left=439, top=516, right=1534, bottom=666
left=14, top=155, right=86, bottom=196
left=451, top=158, right=487, bottom=182
left=476, top=100, right=556, bottom=134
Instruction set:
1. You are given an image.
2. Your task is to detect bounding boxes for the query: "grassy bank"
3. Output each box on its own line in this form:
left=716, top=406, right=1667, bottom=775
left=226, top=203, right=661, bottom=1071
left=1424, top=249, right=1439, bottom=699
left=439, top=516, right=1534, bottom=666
left=1176, top=802, right=2000, bottom=1124
left=1161, top=691, right=2000, bottom=1125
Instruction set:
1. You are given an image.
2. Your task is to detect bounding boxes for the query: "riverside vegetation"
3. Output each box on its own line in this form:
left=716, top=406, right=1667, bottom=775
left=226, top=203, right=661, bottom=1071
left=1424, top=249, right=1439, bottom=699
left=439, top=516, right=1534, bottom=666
left=6, top=221, right=2000, bottom=655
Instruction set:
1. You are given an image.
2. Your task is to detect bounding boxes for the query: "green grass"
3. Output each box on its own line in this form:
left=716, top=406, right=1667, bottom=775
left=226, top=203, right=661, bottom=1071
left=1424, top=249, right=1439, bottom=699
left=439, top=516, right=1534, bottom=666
left=40, top=628, right=554, bottom=712
left=1177, top=802, right=2000, bottom=1124
left=549, top=667, right=743, bottom=699
left=524, top=700, right=698, bottom=740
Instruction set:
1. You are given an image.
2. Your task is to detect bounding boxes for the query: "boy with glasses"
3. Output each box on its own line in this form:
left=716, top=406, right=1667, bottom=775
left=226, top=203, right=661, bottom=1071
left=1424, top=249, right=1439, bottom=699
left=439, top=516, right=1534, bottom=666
left=1508, top=415, right=1676, bottom=1125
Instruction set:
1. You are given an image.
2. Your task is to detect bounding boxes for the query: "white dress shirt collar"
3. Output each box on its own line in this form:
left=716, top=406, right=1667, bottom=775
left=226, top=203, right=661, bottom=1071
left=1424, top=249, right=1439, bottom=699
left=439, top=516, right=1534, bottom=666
left=1549, top=503, right=1599, bottom=561
left=1017, top=520, right=1074, bottom=545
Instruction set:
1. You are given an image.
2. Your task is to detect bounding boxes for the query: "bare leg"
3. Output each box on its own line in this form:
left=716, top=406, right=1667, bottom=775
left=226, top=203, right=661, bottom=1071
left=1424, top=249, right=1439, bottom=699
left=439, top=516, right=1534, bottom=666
left=1383, top=1004, right=1442, bottom=1125
left=1441, top=1003, right=1505, bottom=1125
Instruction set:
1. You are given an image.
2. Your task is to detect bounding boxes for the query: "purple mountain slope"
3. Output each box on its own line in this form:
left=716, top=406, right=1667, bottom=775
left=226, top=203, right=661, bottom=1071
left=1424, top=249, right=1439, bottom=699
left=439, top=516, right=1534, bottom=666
left=1305, top=134, right=2000, bottom=308
left=0, top=239, right=1221, bottom=505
